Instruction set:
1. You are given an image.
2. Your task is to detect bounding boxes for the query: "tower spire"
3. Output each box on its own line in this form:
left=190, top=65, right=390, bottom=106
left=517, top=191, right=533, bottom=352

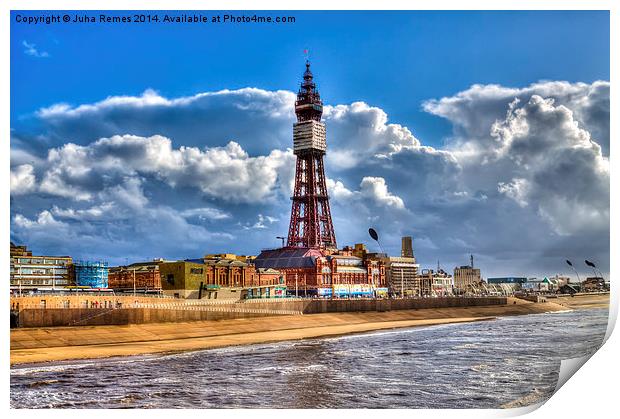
left=295, top=60, right=323, bottom=122
left=287, top=61, right=337, bottom=249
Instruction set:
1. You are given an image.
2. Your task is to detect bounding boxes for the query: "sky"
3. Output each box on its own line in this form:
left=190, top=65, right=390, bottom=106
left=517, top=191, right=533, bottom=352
left=10, top=10, right=610, bottom=278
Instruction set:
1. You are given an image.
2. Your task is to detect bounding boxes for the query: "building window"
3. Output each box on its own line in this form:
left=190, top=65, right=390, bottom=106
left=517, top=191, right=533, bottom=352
left=166, top=274, right=175, bottom=285
left=190, top=268, right=203, bottom=275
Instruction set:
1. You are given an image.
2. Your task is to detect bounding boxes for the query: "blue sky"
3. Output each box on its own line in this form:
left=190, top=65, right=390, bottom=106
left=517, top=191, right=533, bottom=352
left=10, top=11, right=610, bottom=277
left=12, top=11, right=609, bottom=146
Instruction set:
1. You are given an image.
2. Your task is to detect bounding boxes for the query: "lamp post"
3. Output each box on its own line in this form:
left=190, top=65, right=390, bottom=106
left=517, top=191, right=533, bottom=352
left=276, top=236, right=286, bottom=248
left=565, top=260, right=581, bottom=285
left=585, top=260, right=604, bottom=280
left=584, top=260, right=599, bottom=282
left=368, top=228, right=386, bottom=254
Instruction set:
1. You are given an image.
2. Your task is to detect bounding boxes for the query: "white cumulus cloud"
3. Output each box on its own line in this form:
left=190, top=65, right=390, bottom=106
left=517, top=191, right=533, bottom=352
left=10, top=164, right=37, bottom=194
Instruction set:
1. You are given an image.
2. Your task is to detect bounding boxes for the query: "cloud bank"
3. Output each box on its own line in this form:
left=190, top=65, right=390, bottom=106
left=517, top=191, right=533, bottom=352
left=11, top=81, right=609, bottom=276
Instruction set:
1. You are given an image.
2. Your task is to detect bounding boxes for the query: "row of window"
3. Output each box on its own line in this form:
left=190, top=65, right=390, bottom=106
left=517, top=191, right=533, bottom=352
left=13, top=258, right=70, bottom=265
left=333, top=259, right=363, bottom=267
left=11, top=268, right=69, bottom=275
left=10, top=279, right=70, bottom=285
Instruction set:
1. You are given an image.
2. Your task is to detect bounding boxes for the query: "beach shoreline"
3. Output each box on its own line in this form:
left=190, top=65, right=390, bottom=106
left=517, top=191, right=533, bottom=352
left=10, top=294, right=609, bottom=366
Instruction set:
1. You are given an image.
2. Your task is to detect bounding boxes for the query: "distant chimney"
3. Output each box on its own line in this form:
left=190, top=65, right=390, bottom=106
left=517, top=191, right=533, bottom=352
left=401, top=236, right=413, bottom=258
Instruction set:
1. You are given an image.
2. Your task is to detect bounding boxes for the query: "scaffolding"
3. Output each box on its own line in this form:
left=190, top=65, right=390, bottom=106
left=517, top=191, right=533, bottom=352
left=74, top=260, right=109, bottom=288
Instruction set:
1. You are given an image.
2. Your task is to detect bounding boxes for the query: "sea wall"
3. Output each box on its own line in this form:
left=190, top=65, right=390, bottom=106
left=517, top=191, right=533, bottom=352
left=13, top=296, right=506, bottom=328
left=17, top=307, right=282, bottom=327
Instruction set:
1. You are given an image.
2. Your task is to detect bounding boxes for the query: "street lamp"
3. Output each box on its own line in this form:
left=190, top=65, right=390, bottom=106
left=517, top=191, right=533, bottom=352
left=585, top=260, right=603, bottom=280
left=565, top=260, right=581, bottom=284
left=368, top=228, right=386, bottom=254
left=276, top=236, right=286, bottom=248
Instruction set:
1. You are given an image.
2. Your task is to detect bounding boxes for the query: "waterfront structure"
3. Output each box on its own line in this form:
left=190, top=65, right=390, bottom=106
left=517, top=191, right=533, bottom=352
left=521, top=276, right=566, bottom=293
left=487, top=277, right=528, bottom=285
left=453, top=257, right=481, bottom=292
left=248, top=268, right=287, bottom=298
left=254, top=248, right=324, bottom=296
left=160, top=256, right=286, bottom=299
left=414, top=269, right=453, bottom=297
left=373, top=236, right=420, bottom=297
left=481, top=282, right=519, bottom=296
left=558, top=283, right=581, bottom=294
left=287, top=61, right=336, bottom=249
left=582, top=277, right=607, bottom=292
left=255, top=248, right=385, bottom=297
left=542, top=277, right=561, bottom=292
left=108, top=261, right=162, bottom=292
left=521, top=278, right=544, bottom=292
left=74, top=260, right=109, bottom=289
left=160, top=260, right=212, bottom=299
left=415, top=269, right=434, bottom=297
left=549, top=274, right=570, bottom=288
left=430, top=269, right=453, bottom=296
left=201, top=254, right=256, bottom=288
left=10, top=242, right=73, bottom=291
left=384, top=257, right=420, bottom=297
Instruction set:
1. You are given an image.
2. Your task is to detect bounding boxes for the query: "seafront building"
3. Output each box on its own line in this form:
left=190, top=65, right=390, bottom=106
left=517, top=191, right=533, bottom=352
left=384, top=256, right=420, bottom=297
left=255, top=248, right=386, bottom=297
left=74, top=260, right=109, bottom=289
left=487, top=277, right=528, bottom=285
left=160, top=255, right=286, bottom=299
left=108, top=260, right=163, bottom=292
left=10, top=242, right=74, bottom=291
left=453, top=256, right=482, bottom=293
left=549, top=275, right=570, bottom=288
left=582, top=277, right=608, bottom=292
left=430, top=269, right=453, bottom=296
left=414, top=269, right=454, bottom=297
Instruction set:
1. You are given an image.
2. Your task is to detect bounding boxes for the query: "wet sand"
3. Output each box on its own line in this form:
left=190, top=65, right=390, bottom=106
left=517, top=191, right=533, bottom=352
left=10, top=294, right=608, bottom=366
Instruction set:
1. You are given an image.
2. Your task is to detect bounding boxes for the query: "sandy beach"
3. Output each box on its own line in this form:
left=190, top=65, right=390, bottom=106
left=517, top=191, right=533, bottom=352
left=10, top=294, right=609, bottom=366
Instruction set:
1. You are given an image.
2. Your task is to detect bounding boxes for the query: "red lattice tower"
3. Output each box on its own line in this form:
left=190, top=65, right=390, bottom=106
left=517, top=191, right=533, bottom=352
left=286, top=61, right=337, bottom=249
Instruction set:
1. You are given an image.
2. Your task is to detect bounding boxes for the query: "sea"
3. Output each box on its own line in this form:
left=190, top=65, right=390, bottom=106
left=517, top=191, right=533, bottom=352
left=10, top=307, right=609, bottom=409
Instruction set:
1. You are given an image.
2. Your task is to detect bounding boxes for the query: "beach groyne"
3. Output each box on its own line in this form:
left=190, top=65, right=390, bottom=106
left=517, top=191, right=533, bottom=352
left=12, top=296, right=506, bottom=328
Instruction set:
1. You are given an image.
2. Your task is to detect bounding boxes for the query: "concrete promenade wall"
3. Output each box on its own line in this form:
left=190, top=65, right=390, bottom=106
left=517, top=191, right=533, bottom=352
left=300, top=297, right=506, bottom=314
left=18, top=307, right=284, bottom=327
left=13, top=296, right=506, bottom=328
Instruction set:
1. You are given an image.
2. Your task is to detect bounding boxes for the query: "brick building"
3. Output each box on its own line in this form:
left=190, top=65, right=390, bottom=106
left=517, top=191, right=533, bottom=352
left=108, top=261, right=162, bottom=291
left=160, top=255, right=285, bottom=299
left=254, top=247, right=386, bottom=297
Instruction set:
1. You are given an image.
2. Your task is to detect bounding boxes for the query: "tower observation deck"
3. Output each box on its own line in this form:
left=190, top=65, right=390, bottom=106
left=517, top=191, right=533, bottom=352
left=286, top=61, right=337, bottom=249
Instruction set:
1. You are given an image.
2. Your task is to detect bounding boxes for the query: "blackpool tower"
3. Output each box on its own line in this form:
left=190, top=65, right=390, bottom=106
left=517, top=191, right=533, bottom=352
left=286, top=61, right=337, bottom=249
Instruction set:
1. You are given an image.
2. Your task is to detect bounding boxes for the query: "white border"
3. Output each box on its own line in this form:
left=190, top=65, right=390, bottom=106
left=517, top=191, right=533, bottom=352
left=3, top=1, right=616, bottom=418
